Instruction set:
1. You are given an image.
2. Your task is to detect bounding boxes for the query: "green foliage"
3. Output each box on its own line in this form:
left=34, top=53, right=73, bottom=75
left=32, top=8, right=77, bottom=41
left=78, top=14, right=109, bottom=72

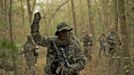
left=0, top=38, right=20, bottom=65
left=0, top=38, right=17, bottom=49
left=0, top=38, right=20, bottom=59
left=0, top=16, right=5, bottom=30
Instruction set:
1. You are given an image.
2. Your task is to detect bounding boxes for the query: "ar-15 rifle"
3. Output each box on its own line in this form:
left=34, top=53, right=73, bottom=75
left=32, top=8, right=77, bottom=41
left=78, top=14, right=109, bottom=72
left=52, top=41, right=71, bottom=75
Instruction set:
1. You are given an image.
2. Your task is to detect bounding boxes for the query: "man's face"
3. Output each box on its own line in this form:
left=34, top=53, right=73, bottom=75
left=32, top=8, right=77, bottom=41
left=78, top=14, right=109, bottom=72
left=109, top=26, right=115, bottom=32
left=109, top=28, right=114, bottom=32
left=59, top=30, right=71, bottom=40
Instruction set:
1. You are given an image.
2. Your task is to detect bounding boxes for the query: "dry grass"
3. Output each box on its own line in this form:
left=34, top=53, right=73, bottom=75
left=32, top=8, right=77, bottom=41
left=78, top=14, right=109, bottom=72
left=80, top=48, right=109, bottom=75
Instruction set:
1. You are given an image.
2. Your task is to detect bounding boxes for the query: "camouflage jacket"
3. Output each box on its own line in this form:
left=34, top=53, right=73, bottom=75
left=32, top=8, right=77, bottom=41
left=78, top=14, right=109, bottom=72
left=31, top=22, right=86, bottom=75
left=106, top=32, right=120, bottom=47
left=82, top=35, right=92, bottom=47
left=22, top=39, right=38, bottom=66
left=99, top=36, right=106, bottom=48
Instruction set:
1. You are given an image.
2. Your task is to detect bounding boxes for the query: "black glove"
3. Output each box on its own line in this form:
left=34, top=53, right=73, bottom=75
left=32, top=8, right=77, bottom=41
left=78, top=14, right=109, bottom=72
left=31, top=12, right=41, bottom=33
left=33, top=12, right=42, bottom=24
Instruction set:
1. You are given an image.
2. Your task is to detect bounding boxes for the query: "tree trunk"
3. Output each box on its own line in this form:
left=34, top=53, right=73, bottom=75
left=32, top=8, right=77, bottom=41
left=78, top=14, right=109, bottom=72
left=26, top=0, right=36, bottom=24
left=100, top=0, right=109, bottom=29
left=4, top=0, right=8, bottom=29
left=71, top=0, right=77, bottom=36
left=0, top=0, right=4, bottom=14
left=112, top=1, right=121, bottom=75
left=129, top=0, right=134, bottom=57
left=126, top=0, right=134, bottom=55
left=87, top=0, right=94, bottom=34
left=9, top=0, right=13, bottom=44
left=118, top=0, right=129, bottom=58
left=87, top=0, right=96, bottom=50
left=113, top=0, right=119, bottom=33
left=118, top=0, right=131, bottom=75
left=126, top=1, right=134, bottom=74
left=26, top=0, right=32, bottom=24
left=95, top=0, right=105, bottom=33
left=20, top=0, right=25, bottom=26
left=79, top=0, right=82, bottom=35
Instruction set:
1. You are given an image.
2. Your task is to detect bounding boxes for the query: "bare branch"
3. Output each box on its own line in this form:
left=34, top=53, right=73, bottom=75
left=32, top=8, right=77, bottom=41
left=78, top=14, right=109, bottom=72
left=26, top=0, right=37, bottom=23
left=32, top=0, right=37, bottom=13
left=48, top=0, right=70, bottom=24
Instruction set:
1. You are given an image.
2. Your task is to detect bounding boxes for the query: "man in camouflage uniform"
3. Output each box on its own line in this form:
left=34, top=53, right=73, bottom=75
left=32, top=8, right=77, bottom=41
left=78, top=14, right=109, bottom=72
left=31, top=12, right=86, bottom=75
left=98, top=33, right=107, bottom=56
left=106, top=26, right=121, bottom=55
left=22, top=35, right=39, bottom=75
left=81, top=31, right=92, bottom=60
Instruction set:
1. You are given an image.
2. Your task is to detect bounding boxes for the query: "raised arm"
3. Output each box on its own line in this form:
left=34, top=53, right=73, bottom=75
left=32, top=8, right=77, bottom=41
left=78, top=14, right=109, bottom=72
left=31, top=12, right=50, bottom=47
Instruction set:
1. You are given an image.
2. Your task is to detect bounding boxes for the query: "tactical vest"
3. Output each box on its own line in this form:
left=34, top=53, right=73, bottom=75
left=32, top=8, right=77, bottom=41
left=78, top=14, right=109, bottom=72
left=107, top=32, right=117, bottom=48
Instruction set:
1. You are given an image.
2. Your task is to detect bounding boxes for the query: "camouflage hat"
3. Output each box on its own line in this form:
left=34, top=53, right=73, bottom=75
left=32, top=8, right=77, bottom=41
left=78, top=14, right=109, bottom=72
left=55, top=22, right=73, bottom=36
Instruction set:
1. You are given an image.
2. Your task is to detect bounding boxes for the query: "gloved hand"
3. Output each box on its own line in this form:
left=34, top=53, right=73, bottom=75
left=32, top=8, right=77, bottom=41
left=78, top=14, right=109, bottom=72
left=33, top=12, right=42, bottom=24
left=31, top=12, right=41, bottom=32
left=34, top=12, right=41, bottom=20
left=62, top=67, right=74, bottom=74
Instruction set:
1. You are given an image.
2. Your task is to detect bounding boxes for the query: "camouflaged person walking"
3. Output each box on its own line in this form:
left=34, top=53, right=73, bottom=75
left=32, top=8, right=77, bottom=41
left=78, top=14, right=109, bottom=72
left=21, top=35, right=39, bottom=75
left=106, top=26, right=121, bottom=56
left=98, top=33, right=108, bottom=57
left=31, top=12, right=86, bottom=75
left=81, top=31, right=92, bottom=61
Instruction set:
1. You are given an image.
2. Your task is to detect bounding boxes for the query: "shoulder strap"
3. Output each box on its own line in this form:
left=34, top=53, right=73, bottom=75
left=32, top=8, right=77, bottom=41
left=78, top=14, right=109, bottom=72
left=52, top=40, right=61, bottom=56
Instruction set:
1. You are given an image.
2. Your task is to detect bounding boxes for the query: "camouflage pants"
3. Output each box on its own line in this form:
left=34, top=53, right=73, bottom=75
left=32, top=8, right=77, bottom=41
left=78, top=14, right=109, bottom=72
left=25, top=56, right=36, bottom=75
left=107, top=43, right=116, bottom=55
left=108, top=47, right=116, bottom=55
left=99, top=46, right=108, bottom=56
left=84, top=46, right=91, bottom=61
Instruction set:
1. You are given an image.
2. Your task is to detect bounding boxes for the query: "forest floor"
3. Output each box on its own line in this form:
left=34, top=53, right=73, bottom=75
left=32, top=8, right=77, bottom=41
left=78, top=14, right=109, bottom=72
left=0, top=46, right=123, bottom=75
left=34, top=47, right=110, bottom=75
